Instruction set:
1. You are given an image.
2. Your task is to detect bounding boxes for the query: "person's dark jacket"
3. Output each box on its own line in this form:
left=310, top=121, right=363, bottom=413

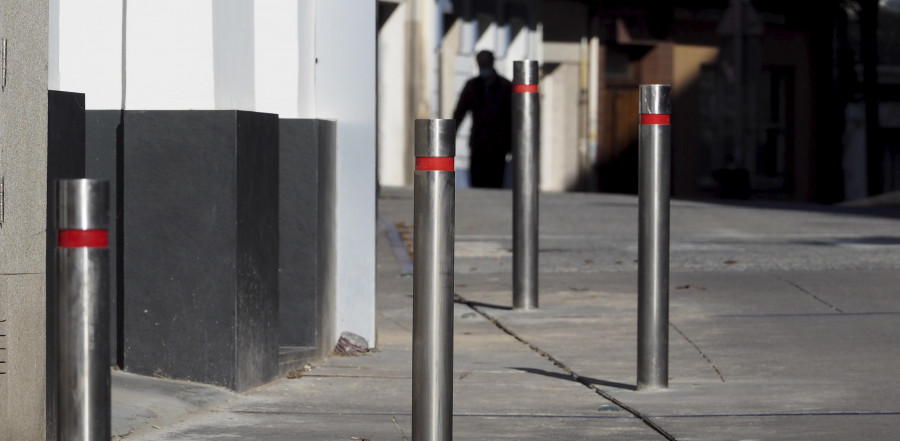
left=453, top=73, right=513, bottom=156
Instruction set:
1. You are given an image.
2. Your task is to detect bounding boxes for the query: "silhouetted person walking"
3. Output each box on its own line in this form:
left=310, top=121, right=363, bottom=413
left=453, top=50, right=512, bottom=188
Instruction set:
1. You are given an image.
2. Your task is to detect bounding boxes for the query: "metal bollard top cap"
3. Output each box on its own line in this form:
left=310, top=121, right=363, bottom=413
left=57, top=179, right=110, bottom=230
left=414, top=119, right=456, bottom=158
left=513, top=60, right=539, bottom=85
left=639, top=84, right=671, bottom=115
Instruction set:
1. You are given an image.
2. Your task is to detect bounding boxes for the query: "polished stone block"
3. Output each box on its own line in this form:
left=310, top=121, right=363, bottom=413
left=123, top=110, right=279, bottom=391
left=85, top=109, right=121, bottom=366
left=278, top=119, right=336, bottom=372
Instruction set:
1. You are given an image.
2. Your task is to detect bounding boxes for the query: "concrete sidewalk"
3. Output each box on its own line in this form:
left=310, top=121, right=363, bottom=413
left=116, top=187, right=900, bottom=440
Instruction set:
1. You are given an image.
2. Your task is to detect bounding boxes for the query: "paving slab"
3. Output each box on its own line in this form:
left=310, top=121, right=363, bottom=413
left=117, top=187, right=900, bottom=440
left=655, top=414, right=900, bottom=441
left=111, top=371, right=237, bottom=439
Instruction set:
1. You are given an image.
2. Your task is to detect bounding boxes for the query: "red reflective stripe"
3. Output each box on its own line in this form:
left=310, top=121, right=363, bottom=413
left=640, top=114, right=671, bottom=125
left=416, top=157, right=455, bottom=171
left=59, top=230, right=108, bottom=248
left=514, top=84, right=539, bottom=94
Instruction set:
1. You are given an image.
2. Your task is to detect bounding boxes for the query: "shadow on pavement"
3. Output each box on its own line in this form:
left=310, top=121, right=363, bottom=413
left=792, top=235, right=900, bottom=246
left=455, top=298, right=513, bottom=310
left=512, top=367, right=637, bottom=391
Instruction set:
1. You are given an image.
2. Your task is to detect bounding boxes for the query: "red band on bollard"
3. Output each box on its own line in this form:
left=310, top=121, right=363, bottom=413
left=416, top=157, right=454, bottom=171
left=640, top=114, right=671, bottom=125
left=59, top=230, right=109, bottom=248
left=514, top=84, right=538, bottom=94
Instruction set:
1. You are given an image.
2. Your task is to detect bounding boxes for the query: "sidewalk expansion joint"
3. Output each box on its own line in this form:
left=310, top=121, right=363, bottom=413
left=670, top=323, right=725, bottom=382
left=779, top=277, right=845, bottom=313
left=378, top=212, right=414, bottom=276
left=454, top=293, right=679, bottom=441
left=299, top=374, right=411, bottom=380
left=379, top=312, right=412, bottom=333
left=392, top=416, right=410, bottom=441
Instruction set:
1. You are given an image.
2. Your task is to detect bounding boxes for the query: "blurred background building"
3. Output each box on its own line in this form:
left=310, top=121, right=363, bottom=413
left=378, top=0, right=900, bottom=203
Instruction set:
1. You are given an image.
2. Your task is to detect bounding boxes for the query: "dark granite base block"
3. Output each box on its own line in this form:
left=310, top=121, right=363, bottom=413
left=123, top=110, right=279, bottom=391
left=278, top=119, right=337, bottom=371
left=47, top=90, right=87, bottom=287
left=278, top=119, right=321, bottom=347
left=47, top=89, right=87, bottom=441
left=316, top=120, right=337, bottom=356
left=85, top=109, right=122, bottom=366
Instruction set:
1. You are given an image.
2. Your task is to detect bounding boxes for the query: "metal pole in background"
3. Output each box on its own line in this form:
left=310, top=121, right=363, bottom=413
left=412, top=119, right=456, bottom=441
left=56, top=179, right=111, bottom=440
left=637, top=85, right=672, bottom=391
left=512, top=60, right=540, bottom=310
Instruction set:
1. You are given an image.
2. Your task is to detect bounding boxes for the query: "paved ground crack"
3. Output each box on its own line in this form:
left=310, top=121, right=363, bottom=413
left=378, top=212, right=414, bottom=276
left=392, top=416, right=409, bottom=441
left=670, top=323, right=725, bottom=382
left=455, top=294, right=678, bottom=441
left=379, top=313, right=412, bottom=333
left=780, top=277, right=844, bottom=313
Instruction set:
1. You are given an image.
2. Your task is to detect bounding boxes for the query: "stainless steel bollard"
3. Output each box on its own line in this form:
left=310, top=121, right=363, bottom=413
left=637, top=85, right=672, bottom=391
left=512, top=60, right=540, bottom=311
left=56, top=179, right=111, bottom=440
left=412, top=119, right=456, bottom=441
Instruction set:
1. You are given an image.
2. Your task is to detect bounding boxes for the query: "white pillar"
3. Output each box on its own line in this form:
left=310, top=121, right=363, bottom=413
left=254, top=0, right=314, bottom=118
left=50, top=0, right=123, bottom=109
left=378, top=2, right=411, bottom=186
left=125, top=0, right=217, bottom=110
left=212, top=0, right=255, bottom=110
left=316, top=0, right=377, bottom=347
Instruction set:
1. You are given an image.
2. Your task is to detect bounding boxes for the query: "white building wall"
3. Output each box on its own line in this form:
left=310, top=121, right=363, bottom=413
left=125, top=0, right=216, bottom=110
left=254, top=0, right=301, bottom=117
left=252, top=0, right=317, bottom=118
left=49, top=0, right=123, bottom=109
left=378, top=2, right=410, bottom=187
left=54, top=0, right=316, bottom=116
left=296, top=1, right=317, bottom=118
left=212, top=0, right=256, bottom=111
left=316, top=0, right=377, bottom=347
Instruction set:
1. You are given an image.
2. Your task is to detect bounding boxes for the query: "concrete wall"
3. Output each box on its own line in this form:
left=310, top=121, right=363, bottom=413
left=128, top=0, right=280, bottom=111
left=49, top=0, right=122, bottom=109
left=254, top=0, right=315, bottom=119
left=0, top=1, right=50, bottom=440
left=125, top=0, right=306, bottom=112
left=316, top=0, right=377, bottom=347
left=378, top=2, right=411, bottom=187
left=212, top=0, right=256, bottom=110
left=126, top=1, right=217, bottom=110
left=50, top=0, right=318, bottom=117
